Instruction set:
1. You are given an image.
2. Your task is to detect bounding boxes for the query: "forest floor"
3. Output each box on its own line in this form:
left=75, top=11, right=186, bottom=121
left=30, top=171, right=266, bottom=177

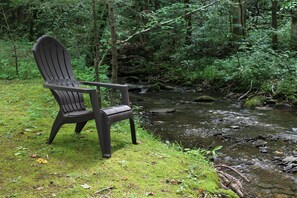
left=0, top=79, right=236, bottom=197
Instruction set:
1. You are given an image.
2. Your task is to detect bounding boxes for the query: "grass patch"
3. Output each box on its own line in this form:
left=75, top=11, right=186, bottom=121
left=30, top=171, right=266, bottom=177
left=0, top=79, right=236, bottom=197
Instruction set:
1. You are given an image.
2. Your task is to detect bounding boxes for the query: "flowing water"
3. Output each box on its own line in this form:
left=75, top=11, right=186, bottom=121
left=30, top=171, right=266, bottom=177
left=130, top=87, right=297, bottom=198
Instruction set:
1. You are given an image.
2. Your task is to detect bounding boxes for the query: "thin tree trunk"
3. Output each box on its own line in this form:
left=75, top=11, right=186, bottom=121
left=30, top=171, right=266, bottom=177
left=292, top=6, right=297, bottom=50
left=92, top=0, right=101, bottom=100
left=232, top=0, right=246, bottom=40
left=108, top=0, right=118, bottom=84
left=184, top=0, right=192, bottom=45
left=271, top=0, right=278, bottom=50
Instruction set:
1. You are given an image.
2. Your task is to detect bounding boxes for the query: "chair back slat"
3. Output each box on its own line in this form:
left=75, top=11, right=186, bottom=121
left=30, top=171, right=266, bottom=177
left=33, top=35, right=86, bottom=113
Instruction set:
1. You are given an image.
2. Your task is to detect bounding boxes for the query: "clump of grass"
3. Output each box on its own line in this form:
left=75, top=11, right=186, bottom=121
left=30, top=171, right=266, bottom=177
left=0, top=79, right=236, bottom=197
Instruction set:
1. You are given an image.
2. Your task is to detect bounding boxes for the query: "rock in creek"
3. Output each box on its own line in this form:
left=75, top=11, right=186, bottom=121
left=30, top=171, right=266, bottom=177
left=193, top=95, right=216, bottom=103
left=253, top=139, right=268, bottom=147
left=274, top=156, right=297, bottom=173
left=255, top=106, right=274, bottom=111
left=259, top=147, right=268, bottom=153
left=148, top=108, right=176, bottom=114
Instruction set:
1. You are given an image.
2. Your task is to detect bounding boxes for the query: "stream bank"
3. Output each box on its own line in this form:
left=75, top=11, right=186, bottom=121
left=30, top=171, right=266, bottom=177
left=130, top=85, right=297, bottom=198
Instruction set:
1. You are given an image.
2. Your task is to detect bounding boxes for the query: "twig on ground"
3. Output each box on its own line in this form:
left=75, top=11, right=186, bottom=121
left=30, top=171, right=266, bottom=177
left=95, top=186, right=114, bottom=194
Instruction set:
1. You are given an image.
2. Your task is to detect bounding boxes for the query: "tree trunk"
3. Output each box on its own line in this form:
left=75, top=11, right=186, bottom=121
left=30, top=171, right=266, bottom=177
left=232, top=0, right=246, bottom=40
left=108, top=0, right=118, bottom=84
left=86, top=4, right=108, bottom=68
left=92, top=0, right=101, bottom=87
left=154, top=0, right=161, bottom=10
left=184, top=0, right=192, bottom=45
left=292, top=6, right=297, bottom=50
left=271, top=0, right=278, bottom=50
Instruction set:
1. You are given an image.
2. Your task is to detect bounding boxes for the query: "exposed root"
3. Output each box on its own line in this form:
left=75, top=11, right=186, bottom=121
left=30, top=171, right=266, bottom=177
left=238, top=80, right=253, bottom=101
left=215, top=164, right=250, bottom=197
left=215, top=164, right=251, bottom=183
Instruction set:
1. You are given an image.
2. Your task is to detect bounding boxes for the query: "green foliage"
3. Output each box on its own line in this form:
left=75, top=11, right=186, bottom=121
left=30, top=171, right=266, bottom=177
left=281, top=0, right=297, bottom=10
left=0, top=40, right=40, bottom=79
left=1, top=0, right=297, bottom=101
left=199, top=42, right=297, bottom=92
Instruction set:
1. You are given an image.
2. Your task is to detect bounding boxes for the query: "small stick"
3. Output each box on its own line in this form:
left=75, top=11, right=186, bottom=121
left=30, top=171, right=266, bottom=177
left=95, top=186, right=114, bottom=194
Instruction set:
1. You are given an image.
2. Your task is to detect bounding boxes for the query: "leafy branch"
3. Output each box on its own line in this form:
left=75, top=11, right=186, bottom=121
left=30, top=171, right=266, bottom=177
left=117, top=0, right=219, bottom=45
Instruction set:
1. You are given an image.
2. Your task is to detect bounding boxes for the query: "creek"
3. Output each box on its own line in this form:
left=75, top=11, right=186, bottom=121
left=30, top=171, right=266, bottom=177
left=130, top=86, right=297, bottom=198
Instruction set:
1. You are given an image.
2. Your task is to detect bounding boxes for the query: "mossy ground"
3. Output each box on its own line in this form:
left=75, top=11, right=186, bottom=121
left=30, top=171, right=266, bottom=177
left=0, top=79, right=236, bottom=197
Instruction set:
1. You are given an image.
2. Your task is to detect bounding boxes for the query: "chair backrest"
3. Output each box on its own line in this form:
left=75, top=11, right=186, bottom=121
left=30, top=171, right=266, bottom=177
left=33, top=35, right=86, bottom=113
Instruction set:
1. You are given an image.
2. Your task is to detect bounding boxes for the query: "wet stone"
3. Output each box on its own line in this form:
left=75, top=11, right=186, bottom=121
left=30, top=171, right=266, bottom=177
left=253, top=139, right=268, bottom=147
left=282, top=156, right=297, bottom=163
left=259, top=147, right=268, bottom=153
left=193, top=95, right=216, bottom=103
left=149, top=108, right=176, bottom=114
left=230, top=125, right=240, bottom=129
left=255, top=106, right=274, bottom=111
left=246, top=161, right=255, bottom=165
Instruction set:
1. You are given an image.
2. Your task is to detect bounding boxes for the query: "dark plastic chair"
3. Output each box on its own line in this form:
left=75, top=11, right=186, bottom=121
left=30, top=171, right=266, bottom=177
left=32, top=35, right=136, bottom=158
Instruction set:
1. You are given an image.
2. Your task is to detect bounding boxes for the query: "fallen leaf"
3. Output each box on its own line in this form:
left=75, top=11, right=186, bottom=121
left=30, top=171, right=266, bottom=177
left=146, top=192, right=155, bottom=196
left=81, top=183, right=91, bottom=189
left=170, top=179, right=178, bottom=185
left=198, top=188, right=205, bottom=194
left=36, top=158, right=48, bottom=164
left=274, top=151, right=283, bottom=155
left=121, top=177, right=128, bottom=181
left=31, top=154, right=38, bottom=158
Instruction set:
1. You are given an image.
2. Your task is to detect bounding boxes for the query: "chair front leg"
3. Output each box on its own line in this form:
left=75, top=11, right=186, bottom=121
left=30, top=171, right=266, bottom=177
left=48, top=110, right=64, bottom=144
left=90, top=92, right=111, bottom=158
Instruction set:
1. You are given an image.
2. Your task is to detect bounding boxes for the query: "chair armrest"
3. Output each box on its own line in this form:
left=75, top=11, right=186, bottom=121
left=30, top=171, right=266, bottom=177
left=79, top=81, right=128, bottom=90
left=79, top=81, right=130, bottom=105
left=44, top=81, right=96, bottom=94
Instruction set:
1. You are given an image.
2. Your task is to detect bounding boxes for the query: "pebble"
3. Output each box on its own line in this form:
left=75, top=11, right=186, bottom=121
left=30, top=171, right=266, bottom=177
left=230, top=125, right=240, bottom=129
left=259, top=147, right=268, bottom=153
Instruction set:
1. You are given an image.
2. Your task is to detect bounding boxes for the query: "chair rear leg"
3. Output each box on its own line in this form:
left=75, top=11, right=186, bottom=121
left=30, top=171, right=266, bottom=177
left=75, top=122, right=87, bottom=133
left=129, top=118, right=137, bottom=144
left=48, top=111, right=64, bottom=144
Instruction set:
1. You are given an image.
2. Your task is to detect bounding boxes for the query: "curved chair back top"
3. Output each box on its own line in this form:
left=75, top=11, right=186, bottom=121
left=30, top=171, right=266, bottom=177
left=33, top=35, right=86, bottom=113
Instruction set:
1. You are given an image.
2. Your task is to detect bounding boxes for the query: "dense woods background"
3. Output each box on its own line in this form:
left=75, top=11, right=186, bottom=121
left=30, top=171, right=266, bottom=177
left=1, top=0, right=297, bottom=102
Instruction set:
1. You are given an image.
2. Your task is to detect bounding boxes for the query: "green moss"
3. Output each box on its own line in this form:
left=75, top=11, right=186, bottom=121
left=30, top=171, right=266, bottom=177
left=147, top=83, right=161, bottom=92
left=244, top=96, right=266, bottom=109
left=0, top=79, right=236, bottom=197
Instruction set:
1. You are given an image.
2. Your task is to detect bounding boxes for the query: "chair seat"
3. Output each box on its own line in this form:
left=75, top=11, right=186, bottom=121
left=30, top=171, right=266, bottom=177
left=101, top=105, right=131, bottom=116
left=66, top=110, right=93, bottom=117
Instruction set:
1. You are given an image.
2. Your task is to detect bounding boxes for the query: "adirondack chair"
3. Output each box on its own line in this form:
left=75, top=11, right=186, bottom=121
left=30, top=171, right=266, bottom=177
left=32, top=35, right=136, bottom=158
